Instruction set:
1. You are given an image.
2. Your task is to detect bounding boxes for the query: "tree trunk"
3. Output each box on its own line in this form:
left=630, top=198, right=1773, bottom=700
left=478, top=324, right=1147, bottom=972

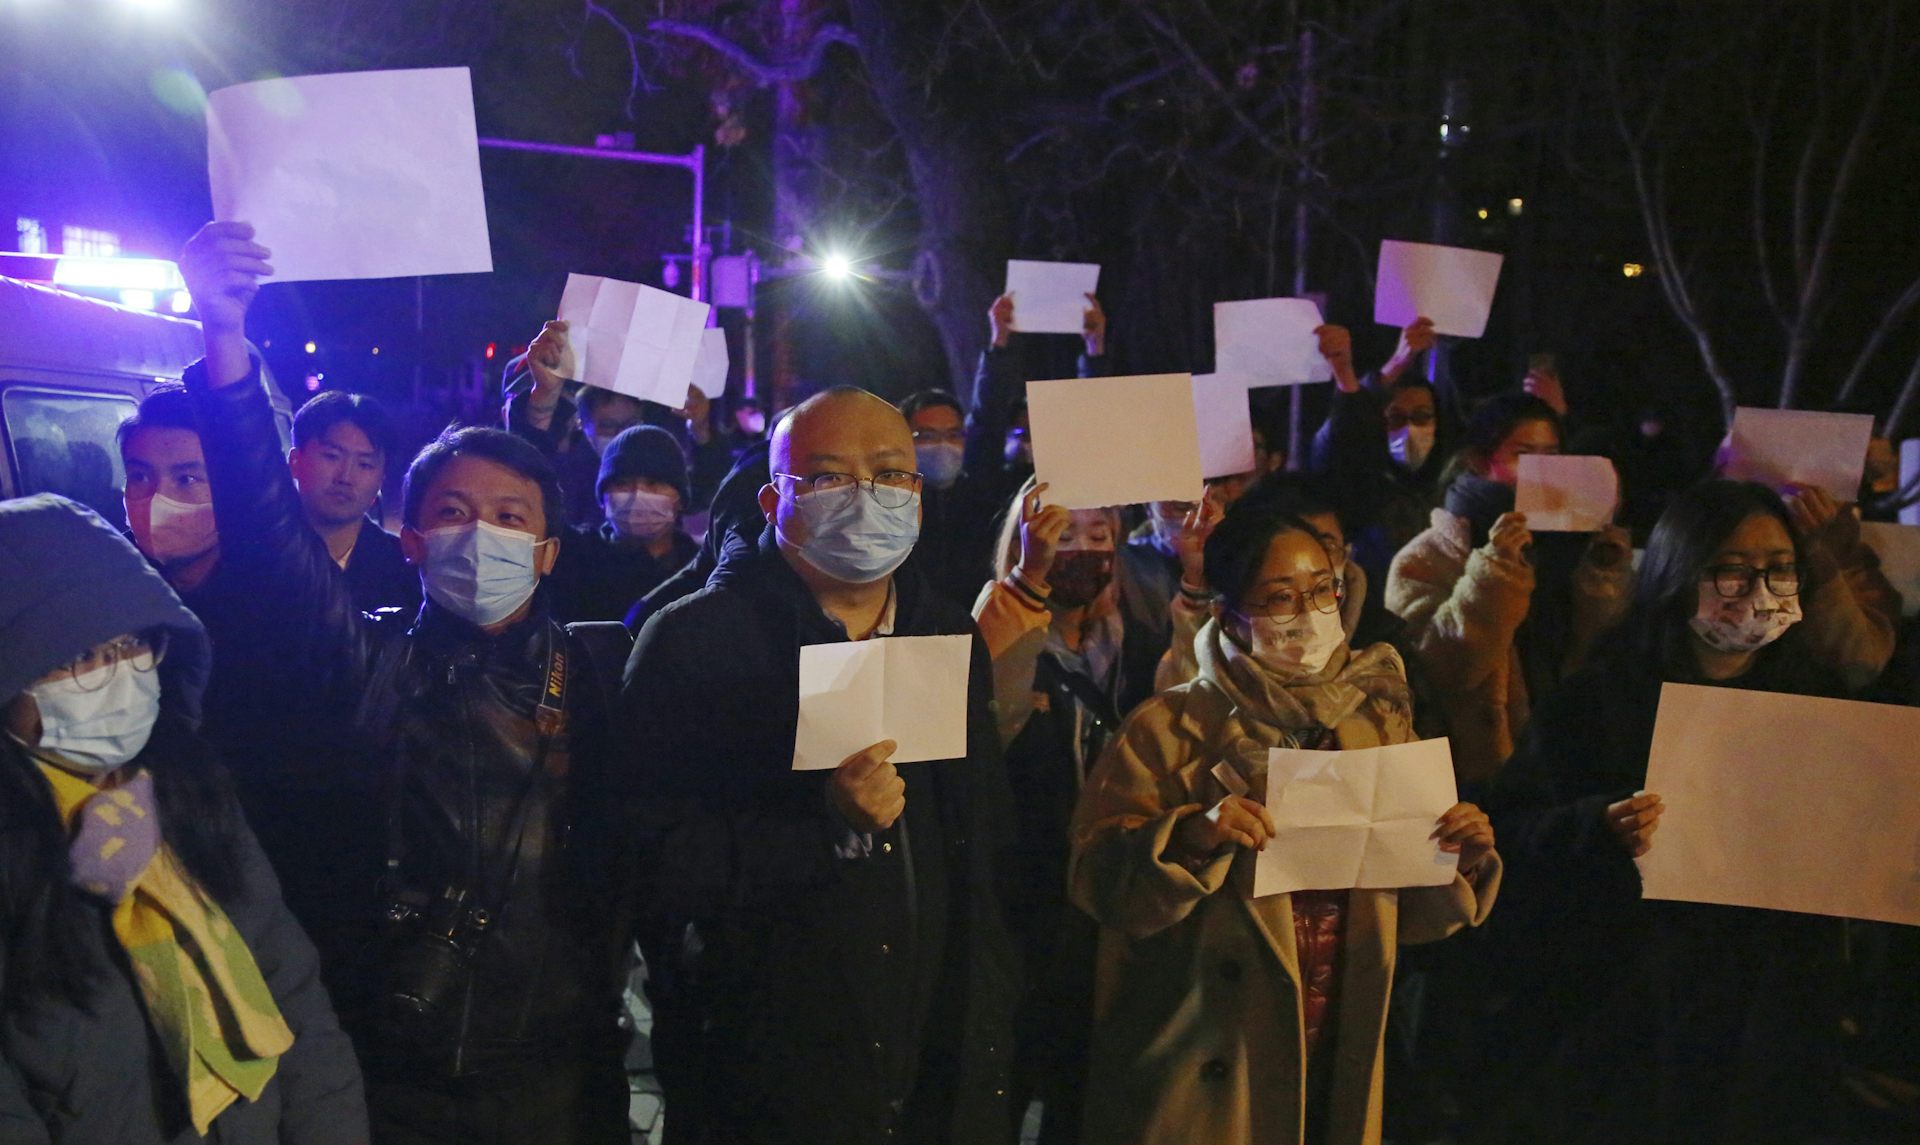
left=767, top=0, right=827, bottom=411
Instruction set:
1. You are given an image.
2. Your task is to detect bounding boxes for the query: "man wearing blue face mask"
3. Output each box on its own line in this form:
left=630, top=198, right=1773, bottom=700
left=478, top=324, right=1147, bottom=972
left=175, top=222, right=642, bottom=1145
left=898, top=388, right=1006, bottom=608
left=620, top=386, right=1019, bottom=1144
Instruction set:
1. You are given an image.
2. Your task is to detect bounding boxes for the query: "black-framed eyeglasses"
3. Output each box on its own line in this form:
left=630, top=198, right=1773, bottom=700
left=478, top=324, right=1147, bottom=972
left=1241, top=578, right=1345, bottom=624
left=1384, top=410, right=1437, bottom=431
left=1703, top=563, right=1800, bottom=600
left=53, top=632, right=169, bottom=692
left=774, top=470, right=924, bottom=510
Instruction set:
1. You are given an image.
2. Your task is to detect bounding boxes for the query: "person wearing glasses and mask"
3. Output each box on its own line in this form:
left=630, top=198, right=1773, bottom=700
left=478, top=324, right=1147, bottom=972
left=1067, top=493, right=1499, bottom=1145
left=0, top=494, right=367, bottom=1145
left=897, top=388, right=1007, bottom=608
left=620, top=386, right=1018, bottom=1144
left=1478, top=481, right=1849, bottom=1144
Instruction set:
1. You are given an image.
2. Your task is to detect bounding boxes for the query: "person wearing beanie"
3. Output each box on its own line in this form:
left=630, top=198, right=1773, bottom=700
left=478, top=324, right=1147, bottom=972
left=0, top=493, right=367, bottom=1145
left=546, top=423, right=701, bottom=625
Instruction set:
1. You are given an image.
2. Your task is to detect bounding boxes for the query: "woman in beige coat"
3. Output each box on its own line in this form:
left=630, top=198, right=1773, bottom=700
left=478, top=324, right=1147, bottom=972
left=1070, top=490, right=1500, bottom=1145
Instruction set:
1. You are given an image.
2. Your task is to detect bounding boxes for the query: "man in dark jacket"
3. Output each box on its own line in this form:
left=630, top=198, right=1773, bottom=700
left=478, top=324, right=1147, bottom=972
left=179, top=222, right=639, bottom=1144
left=621, top=387, right=1017, bottom=1144
left=288, top=389, right=420, bottom=617
left=546, top=424, right=701, bottom=624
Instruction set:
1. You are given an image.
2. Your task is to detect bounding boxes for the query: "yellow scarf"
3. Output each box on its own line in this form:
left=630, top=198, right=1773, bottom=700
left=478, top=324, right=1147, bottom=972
left=40, top=763, right=295, bottom=1134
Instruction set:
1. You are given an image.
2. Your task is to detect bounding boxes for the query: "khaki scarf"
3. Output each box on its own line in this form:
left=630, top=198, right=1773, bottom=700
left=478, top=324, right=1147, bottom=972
left=40, top=763, right=294, bottom=1134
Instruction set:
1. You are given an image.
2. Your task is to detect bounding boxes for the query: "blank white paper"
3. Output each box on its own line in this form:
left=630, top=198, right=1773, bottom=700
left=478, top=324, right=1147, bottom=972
left=1028, top=374, right=1205, bottom=510
left=1858, top=523, right=1920, bottom=618
left=556, top=273, right=711, bottom=407
left=1256, top=739, right=1460, bottom=897
left=207, top=67, right=493, bottom=283
left=1213, top=297, right=1333, bottom=386
left=1190, top=373, right=1257, bottom=480
left=1004, top=260, right=1101, bottom=335
left=1723, top=407, right=1875, bottom=502
left=792, top=635, right=973, bottom=771
left=691, top=327, right=729, bottom=400
left=1373, top=240, right=1504, bottom=339
left=1515, top=455, right=1619, bottom=532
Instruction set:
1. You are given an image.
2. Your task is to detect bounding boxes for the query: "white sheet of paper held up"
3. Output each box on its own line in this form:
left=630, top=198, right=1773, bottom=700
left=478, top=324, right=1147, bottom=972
left=1373, top=240, right=1504, bottom=339
left=1515, top=455, right=1619, bottom=532
left=1255, top=739, right=1460, bottom=897
left=1004, top=260, right=1101, bottom=335
left=792, top=635, right=973, bottom=772
left=691, top=327, right=729, bottom=401
left=1213, top=298, right=1333, bottom=386
left=557, top=273, right=711, bottom=407
left=1190, top=373, right=1256, bottom=480
left=207, top=68, right=493, bottom=284
left=1028, top=374, right=1204, bottom=509
left=1638, top=683, right=1920, bottom=927
left=1860, top=523, right=1920, bottom=619
left=1722, top=407, right=1874, bottom=503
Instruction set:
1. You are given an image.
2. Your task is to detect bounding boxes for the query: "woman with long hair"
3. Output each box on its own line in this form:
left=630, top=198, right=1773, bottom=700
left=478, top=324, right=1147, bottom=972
left=0, top=494, right=365, bottom=1143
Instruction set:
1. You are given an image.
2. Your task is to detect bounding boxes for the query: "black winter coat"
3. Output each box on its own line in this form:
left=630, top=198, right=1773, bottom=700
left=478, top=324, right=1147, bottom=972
left=621, top=529, right=1018, bottom=1145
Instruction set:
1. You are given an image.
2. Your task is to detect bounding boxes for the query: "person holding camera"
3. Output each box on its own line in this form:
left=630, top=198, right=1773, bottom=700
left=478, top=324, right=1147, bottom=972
left=176, top=222, right=640, bottom=1145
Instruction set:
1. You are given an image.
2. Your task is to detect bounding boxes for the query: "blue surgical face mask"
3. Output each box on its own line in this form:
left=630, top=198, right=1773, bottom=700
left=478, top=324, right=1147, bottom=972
left=17, top=659, right=163, bottom=774
left=915, top=442, right=964, bottom=489
left=781, top=487, right=921, bottom=584
left=420, top=520, right=550, bottom=627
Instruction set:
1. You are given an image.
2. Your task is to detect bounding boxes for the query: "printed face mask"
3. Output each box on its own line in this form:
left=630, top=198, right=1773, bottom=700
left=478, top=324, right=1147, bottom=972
left=1388, top=423, right=1436, bottom=471
left=129, top=493, right=219, bottom=566
left=915, top=443, right=965, bottom=488
left=421, top=520, right=549, bottom=627
left=1244, top=605, right=1347, bottom=678
left=1689, top=582, right=1801, bottom=654
left=783, top=487, right=922, bottom=584
left=605, top=489, right=678, bottom=542
left=20, top=659, right=163, bottom=774
left=1048, top=550, right=1115, bottom=609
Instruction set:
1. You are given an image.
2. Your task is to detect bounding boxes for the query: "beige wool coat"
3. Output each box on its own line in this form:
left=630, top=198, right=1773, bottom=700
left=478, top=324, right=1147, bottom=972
left=1069, top=623, right=1500, bottom=1145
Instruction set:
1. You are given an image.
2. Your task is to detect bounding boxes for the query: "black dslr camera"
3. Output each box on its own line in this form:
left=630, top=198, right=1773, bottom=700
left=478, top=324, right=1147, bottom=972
left=380, top=886, right=492, bottom=1039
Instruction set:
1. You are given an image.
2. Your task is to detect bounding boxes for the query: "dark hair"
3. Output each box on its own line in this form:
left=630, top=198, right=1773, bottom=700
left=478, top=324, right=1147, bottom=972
left=114, top=384, right=197, bottom=454
left=898, top=389, right=964, bottom=422
left=293, top=389, right=397, bottom=461
left=2, top=711, right=246, bottom=1010
left=1203, top=494, right=1329, bottom=607
left=1606, top=479, right=1809, bottom=675
left=401, top=426, right=566, bottom=538
left=1240, top=471, right=1342, bottom=525
left=577, top=385, right=643, bottom=420
left=1463, top=392, right=1562, bottom=466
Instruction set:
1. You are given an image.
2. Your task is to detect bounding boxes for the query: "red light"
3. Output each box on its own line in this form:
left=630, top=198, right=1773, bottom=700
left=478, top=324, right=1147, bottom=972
left=485, top=342, right=497, bottom=360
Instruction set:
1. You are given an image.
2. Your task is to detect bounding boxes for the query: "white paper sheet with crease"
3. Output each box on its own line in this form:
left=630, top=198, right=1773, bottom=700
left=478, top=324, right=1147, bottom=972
left=1004, top=260, right=1101, bottom=335
left=1028, top=374, right=1204, bottom=509
left=1373, top=240, right=1504, bottom=338
left=1212, top=298, right=1333, bottom=386
left=207, top=68, right=493, bottom=283
left=792, top=635, right=973, bottom=771
left=1722, top=407, right=1875, bottom=503
left=691, top=327, right=729, bottom=400
left=1255, top=739, right=1460, bottom=897
left=1515, top=455, right=1619, bottom=532
left=1638, top=683, right=1920, bottom=926
left=557, top=273, right=712, bottom=407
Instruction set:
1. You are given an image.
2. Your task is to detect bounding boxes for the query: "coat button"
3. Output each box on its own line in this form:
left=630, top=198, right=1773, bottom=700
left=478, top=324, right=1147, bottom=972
left=1218, top=960, right=1242, bottom=982
left=880, top=943, right=891, bottom=955
left=1201, top=1059, right=1229, bottom=1081
left=881, top=841, right=894, bottom=854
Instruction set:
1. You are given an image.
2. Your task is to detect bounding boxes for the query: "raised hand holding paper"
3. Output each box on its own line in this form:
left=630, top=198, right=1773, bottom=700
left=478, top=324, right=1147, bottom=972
left=793, top=635, right=973, bottom=771
left=1374, top=240, right=1504, bottom=338
left=1722, top=407, right=1874, bottom=502
left=1639, top=683, right=1920, bottom=927
left=1515, top=455, right=1619, bottom=532
left=1190, top=374, right=1257, bottom=480
left=1255, top=739, right=1460, bottom=897
left=1213, top=298, right=1334, bottom=385
left=207, top=68, right=493, bottom=283
left=1004, top=260, right=1101, bottom=335
left=1028, top=374, right=1204, bottom=509
left=557, top=273, right=712, bottom=407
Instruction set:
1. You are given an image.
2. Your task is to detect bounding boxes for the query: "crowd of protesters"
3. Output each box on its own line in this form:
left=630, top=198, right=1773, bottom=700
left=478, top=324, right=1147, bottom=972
left=3, top=216, right=1918, bottom=1145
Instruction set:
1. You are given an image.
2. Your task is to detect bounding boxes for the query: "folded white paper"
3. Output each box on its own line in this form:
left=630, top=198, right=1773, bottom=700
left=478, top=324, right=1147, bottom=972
left=1722, top=407, right=1874, bottom=502
left=1028, top=374, right=1205, bottom=509
left=1515, top=455, right=1619, bottom=532
left=1859, top=522, right=1920, bottom=619
left=1190, top=373, right=1256, bottom=480
left=207, top=68, right=493, bottom=283
left=692, top=326, right=729, bottom=400
left=1374, top=240, right=1504, bottom=339
left=557, top=273, right=712, bottom=407
left=793, top=635, right=973, bottom=772
left=1005, top=260, right=1101, bottom=335
left=1639, top=683, right=1920, bottom=926
left=1255, top=739, right=1460, bottom=897
left=1212, top=297, right=1334, bottom=387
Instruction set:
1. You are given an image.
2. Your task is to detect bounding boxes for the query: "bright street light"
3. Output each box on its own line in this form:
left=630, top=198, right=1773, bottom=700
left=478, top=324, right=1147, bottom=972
left=820, top=252, right=854, bottom=280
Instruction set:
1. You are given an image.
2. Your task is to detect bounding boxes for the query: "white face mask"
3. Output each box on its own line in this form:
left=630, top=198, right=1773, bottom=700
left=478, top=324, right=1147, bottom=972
left=130, top=493, right=219, bottom=566
left=1388, top=424, right=1437, bottom=471
left=1244, top=605, right=1348, bottom=678
left=420, top=520, right=549, bottom=627
left=1689, top=582, right=1801, bottom=654
left=605, top=488, right=678, bottom=542
left=19, top=659, right=163, bottom=773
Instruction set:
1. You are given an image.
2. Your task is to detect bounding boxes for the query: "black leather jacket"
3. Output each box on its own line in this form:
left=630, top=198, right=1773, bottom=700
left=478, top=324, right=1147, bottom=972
left=186, top=363, right=635, bottom=1078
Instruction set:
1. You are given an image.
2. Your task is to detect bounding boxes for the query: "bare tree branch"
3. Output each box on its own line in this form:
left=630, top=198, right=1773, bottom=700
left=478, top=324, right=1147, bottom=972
left=646, top=18, right=857, bottom=87
left=1836, top=272, right=1920, bottom=406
